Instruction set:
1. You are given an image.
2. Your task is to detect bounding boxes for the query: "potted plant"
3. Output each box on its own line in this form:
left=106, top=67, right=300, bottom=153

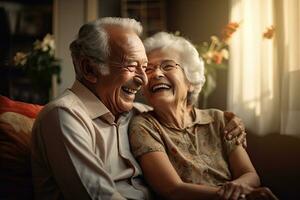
left=13, top=34, right=61, bottom=102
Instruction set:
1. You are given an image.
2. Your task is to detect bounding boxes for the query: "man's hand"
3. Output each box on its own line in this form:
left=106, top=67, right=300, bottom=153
left=224, top=111, right=247, bottom=148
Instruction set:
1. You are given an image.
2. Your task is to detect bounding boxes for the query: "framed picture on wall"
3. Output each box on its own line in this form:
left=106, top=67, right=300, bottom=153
left=16, top=6, right=52, bottom=37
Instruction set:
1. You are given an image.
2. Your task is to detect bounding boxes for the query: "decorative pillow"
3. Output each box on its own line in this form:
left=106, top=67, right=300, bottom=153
left=0, top=96, right=43, bottom=199
left=0, top=95, right=43, bottom=118
left=0, top=112, right=34, bottom=135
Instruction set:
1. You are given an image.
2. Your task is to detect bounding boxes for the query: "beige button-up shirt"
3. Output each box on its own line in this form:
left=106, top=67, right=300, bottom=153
left=31, top=80, right=152, bottom=200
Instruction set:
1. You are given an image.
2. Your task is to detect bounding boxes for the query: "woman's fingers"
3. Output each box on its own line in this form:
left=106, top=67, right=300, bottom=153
left=221, top=182, right=241, bottom=200
left=223, top=183, right=235, bottom=199
left=216, top=187, right=225, bottom=199
left=248, top=187, right=279, bottom=200
left=230, top=186, right=242, bottom=200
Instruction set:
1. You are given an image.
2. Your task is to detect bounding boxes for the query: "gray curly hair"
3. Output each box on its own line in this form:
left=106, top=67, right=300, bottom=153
left=69, top=17, right=143, bottom=79
left=143, top=32, right=206, bottom=105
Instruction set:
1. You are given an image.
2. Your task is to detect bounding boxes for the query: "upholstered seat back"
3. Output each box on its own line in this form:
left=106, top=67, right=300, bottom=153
left=0, top=96, right=43, bottom=199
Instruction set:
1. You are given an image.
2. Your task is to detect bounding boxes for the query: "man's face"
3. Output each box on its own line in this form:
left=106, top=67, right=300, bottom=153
left=96, top=28, right=148, bottom=117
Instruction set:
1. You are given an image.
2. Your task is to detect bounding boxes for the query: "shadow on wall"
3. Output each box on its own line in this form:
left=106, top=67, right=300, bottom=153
left=247, top=132, right=300, bottom=200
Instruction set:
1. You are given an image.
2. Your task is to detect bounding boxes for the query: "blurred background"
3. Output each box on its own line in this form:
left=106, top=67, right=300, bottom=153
left=1, top=0, right=299, bottom=135
left=0, top=1, right=299, bottom=199
left=0, top=0, right=230, bottom=108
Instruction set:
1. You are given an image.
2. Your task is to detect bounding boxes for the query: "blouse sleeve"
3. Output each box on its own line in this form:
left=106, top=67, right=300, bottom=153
left=129, top=114, right=166, bottom=158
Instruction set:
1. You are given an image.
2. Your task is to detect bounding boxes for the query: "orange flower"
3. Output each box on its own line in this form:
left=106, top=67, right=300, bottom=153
left=222, top=22, right=240, bottom=43
left=212, top=51, right=223, bottom=64
left=263, top=25, right=275, bottom=39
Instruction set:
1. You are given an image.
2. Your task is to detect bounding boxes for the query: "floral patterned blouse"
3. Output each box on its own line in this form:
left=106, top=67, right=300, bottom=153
left=129, top=108, right=239, bottom=187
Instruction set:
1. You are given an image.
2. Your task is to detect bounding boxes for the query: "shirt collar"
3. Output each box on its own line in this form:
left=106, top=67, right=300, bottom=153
left=70, top=80, right=114, bottom=121
left=192, top=107, right=214, bottom=125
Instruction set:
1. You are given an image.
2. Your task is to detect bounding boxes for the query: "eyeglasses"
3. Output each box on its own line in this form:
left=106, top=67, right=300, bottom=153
left=145, top=60, right=181, bottom=75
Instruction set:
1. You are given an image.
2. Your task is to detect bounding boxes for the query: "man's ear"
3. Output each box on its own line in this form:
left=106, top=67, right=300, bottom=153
left=80, top=58, right=98, bottom=83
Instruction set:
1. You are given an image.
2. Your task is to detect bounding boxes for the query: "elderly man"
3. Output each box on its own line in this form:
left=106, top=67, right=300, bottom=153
left=31, top=17, right=245, bottom=200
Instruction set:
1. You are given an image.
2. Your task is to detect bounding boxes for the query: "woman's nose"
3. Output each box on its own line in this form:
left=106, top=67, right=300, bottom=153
left=152, top=67, right=165, bottom=79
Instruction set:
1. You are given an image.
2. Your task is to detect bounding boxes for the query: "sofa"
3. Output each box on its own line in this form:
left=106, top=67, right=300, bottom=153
left=246, top=132, right=300, bottom=199
left=0, top=95, right=42, bottom=199
left=0, top=95, right=299, bottom=200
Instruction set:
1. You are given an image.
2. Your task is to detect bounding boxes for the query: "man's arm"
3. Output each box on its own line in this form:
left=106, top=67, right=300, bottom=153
left=31, top=108, right=125, bottom=200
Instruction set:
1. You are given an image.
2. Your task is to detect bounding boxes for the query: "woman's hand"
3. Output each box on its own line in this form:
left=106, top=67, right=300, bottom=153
left=217, top=182, right=252, bottom=200
left=224, top=111, right=247, bottom=148
left=217, top=184, right=279, bottom=200
left=246, top=187, right=279, bottom=200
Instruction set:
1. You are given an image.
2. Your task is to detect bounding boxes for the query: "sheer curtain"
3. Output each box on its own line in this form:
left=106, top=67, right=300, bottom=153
left=228, top=0, right=300, bottom=136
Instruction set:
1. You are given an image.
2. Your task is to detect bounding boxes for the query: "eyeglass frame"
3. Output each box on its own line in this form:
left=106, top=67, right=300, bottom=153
left=145, top=60, right=182, bottom=75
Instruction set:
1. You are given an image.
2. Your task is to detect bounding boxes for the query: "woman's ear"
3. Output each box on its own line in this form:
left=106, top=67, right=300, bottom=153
left=188, top=84, right=195, bottom=93
left=80, top=58, right=98, bottom=83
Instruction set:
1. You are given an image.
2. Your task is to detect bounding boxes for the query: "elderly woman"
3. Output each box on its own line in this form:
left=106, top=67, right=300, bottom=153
left=129, top=32, right=278, bottom=200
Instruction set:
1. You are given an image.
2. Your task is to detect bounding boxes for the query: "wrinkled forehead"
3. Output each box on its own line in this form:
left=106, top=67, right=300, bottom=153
left=106, top=26, right=146, bottom=61
left=147, top=47, right=182, bottom=64
left=106, top=26, right=139, bottom=48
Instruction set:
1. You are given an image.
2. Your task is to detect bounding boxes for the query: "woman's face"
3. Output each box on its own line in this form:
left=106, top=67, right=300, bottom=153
left=143, top=48, right=191, bottom=108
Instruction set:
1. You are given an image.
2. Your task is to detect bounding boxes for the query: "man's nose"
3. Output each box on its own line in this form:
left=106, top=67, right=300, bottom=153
left=134, top=67, right=148, bottom=86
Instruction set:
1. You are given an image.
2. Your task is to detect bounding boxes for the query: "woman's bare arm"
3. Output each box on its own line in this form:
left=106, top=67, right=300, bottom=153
left=218, top=145, right=261, bottom=199
left=229, top=145, right=260, bottom=187
left=139, top=151, right=220, bottom=200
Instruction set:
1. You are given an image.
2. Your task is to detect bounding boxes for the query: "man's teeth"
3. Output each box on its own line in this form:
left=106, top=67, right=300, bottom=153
left=152, top=84, right=171, bottom=92
left=122, top=87, right=138, bottom=94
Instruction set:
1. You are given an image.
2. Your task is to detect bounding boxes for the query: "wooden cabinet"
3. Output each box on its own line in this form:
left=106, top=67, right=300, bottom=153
left=0, top=1, right=53, bottom=104
left=121, top=0, right=166, bottom=37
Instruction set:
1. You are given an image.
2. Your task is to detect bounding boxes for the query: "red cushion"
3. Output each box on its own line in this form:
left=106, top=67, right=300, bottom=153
left=0, top=96, right=43, bottom=118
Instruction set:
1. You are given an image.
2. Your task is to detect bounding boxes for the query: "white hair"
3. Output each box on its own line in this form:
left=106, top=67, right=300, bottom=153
left=70, top=17, right=143, bottom=79
left=143, top=32, right=206, bottom=105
